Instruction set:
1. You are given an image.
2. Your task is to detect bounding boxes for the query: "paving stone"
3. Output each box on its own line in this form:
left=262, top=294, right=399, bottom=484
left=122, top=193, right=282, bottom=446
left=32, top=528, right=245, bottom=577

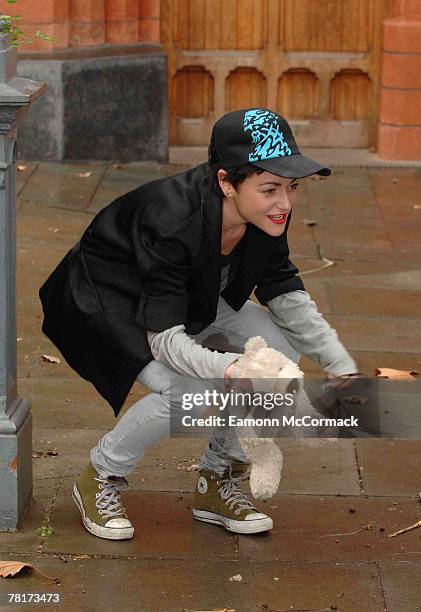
left=17, top=239, right=73, bottom=276
left=87, top=163, right=160, bottom=213
left=31, top=427, right=206, bottom=485
left=19, top=163, right=105, bottom=211
left=325, top=315, right=421, bottom=353
left=0, top=479, right=58, bottom=554
left=0, top=555, right=386, bottom=612
left=348, top=350, right=421, bottom=376
left=328, top=269, right=421, bottom=292
left=328, top=286, right=421, bottom=318
left=15, top=161, right=38, bottom=195
left=278, top=439, right=360, bottom=496
left=239, top=495, right=421, bottom=562
left=44, top=483, right=237, bottom=560
left=356, top=439, right=421, bottom=496
left=19, top=376, right=142, bottom=429
left=380, top=560, right=421, bottom=611
left=17, top=201, right=91, bottom=244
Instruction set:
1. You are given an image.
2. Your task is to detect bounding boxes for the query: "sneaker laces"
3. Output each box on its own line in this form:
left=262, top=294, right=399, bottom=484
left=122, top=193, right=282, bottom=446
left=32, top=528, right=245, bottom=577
left=217, top=470, right=257, bottom=514
left=95, top=477, right=128, bottom=519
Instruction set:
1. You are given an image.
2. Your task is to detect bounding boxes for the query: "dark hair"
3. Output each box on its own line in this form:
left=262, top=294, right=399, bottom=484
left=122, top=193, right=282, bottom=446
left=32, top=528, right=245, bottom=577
left=208, top=140, right=263, bottom=196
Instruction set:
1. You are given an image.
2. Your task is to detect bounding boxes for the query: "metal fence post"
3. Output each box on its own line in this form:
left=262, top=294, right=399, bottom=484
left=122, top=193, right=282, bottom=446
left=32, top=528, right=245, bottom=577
left=0, top=29, right=46, bottom=530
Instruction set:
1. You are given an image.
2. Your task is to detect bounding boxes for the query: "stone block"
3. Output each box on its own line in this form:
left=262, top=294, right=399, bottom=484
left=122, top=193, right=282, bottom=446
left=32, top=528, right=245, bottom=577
left=17, top=45, right=168, bottom=162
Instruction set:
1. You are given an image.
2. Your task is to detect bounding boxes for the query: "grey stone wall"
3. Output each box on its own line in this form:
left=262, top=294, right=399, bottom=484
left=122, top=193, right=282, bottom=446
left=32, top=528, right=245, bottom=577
left=16, top=44, right=168, bottom=162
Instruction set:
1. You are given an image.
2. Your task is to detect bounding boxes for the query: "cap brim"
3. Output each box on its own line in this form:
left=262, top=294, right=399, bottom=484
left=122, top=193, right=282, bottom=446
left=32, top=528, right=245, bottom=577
left=252, top=153, right=331, bottom=179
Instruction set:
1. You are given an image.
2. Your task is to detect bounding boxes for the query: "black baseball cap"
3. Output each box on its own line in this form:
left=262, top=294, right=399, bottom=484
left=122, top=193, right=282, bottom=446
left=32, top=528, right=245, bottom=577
left=211, top=108, right=331, bottom=179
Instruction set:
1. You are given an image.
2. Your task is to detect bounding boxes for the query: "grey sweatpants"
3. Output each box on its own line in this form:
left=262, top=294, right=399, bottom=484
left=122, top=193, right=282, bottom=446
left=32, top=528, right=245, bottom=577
left=90, top=297, right=299, bottom=478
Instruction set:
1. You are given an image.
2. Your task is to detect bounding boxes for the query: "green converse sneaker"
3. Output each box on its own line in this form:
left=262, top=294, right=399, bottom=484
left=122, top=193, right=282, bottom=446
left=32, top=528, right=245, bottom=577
left=72, top=462, right=134, bottom=540
left=192, top=466, right=273, bottom=534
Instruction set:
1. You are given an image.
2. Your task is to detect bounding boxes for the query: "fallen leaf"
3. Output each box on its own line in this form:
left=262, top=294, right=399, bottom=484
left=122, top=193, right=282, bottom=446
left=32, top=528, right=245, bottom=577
left=41, top=354, right=61, bottom=364
left=228, top=573, right=242, bottom=582
left=344, top=395, right=368, bottom=405
left=17, top=164, right=27, bottom=171
left=185, top=464, right=199, bottom=472
left=32, top=451, right=43, bottom=459
left=375, top=368, right=419, bottom=381
left=17, top=337, right=22, bottom=342
left=112, top=163, right=122, bottom=169
left=301, top=218, right=317, bottom=226
left=392, top=179, right=399, bottom=184
left=413, top=205, right=421, bottom=210
left=46, top=448, right=58, bottom=456
left=75, top=171, right=92, bottom=178
left=0, top=560, right=56, bottom=581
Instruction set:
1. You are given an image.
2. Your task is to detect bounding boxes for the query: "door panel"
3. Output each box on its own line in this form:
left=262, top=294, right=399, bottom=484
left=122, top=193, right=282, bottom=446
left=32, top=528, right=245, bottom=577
left=162, top=0, right=392, bottom=147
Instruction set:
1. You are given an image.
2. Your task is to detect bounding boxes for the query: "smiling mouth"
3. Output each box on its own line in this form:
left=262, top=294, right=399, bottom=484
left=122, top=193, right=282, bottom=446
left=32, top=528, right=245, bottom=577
left=267, top=213, right=288, bottom=225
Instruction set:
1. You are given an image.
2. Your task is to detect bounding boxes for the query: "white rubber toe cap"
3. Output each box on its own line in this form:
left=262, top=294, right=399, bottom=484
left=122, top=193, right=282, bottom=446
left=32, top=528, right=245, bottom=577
left=105, top=518, right=133, bottom=529
left=245, top=512, right=269, bottom=520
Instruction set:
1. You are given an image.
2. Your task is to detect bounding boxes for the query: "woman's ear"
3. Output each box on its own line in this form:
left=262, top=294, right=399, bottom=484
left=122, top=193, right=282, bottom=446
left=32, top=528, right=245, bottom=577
left=217, top=169, right=234, bottom=197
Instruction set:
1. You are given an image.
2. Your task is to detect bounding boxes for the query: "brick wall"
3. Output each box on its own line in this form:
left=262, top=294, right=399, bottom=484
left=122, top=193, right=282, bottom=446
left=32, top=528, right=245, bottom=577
left=0, top=0, right=160, bottom=50
left=378, top=0, right=421, bottom=159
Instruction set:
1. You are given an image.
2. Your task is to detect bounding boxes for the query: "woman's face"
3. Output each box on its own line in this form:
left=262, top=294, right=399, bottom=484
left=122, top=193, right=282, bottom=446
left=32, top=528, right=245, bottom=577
left=220, top=170, right=300, bottom=237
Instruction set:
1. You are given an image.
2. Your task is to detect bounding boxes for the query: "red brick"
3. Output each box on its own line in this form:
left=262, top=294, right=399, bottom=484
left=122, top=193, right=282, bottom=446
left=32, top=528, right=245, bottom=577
left=105, top=0, right=139, bottom=21
left=6, top=0, right=70, bottom=24
left=383, top=19, right=421, bottom=53
left=377, top=124, right=421, bottom=159
left=70, top=0, right=105, bottom=22
left=394, top=0, right=421, bottom=20
left=70, top=21, right=105, bottom=46
left=139, top=0, right=160, bottom=19
left=139, top=18, right=160, bottom=43
left=382, top=53, right=421, bottom=89
left=380, top=89, right=421, bottom=125
left=106, top=20, right=139, bottom=43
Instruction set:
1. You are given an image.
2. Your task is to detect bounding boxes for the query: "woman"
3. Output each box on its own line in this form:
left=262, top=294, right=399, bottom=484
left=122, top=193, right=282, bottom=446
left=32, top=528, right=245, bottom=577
left=40, top=108, right=358, bottom=541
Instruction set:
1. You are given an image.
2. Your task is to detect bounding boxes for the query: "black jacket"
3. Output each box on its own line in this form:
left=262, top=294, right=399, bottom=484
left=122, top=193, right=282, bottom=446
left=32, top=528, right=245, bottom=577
left=39, top=163, right=304, bottom=415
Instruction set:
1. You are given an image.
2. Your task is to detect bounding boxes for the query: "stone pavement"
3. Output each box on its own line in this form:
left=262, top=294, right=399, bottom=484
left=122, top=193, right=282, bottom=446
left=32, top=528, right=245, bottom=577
left=1, top=160, right=421, bottom=611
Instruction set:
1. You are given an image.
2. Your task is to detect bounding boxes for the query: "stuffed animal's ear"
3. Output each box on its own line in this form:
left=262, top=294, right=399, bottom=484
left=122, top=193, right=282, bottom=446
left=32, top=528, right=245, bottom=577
left=244, top=336, right=267, bottom=357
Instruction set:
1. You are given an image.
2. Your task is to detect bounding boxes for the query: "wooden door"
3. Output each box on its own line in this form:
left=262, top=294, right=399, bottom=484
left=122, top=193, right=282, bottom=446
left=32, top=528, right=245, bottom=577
left=161, top=0, right=393, bottom=148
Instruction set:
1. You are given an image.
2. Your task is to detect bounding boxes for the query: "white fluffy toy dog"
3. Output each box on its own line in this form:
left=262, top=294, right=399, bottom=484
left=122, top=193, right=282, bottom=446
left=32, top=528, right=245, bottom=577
left=229, top=336, right=336, bottom=501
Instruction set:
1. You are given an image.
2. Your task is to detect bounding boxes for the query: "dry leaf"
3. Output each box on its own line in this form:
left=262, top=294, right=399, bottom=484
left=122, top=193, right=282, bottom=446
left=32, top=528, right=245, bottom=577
left=0, top=560, right=56, bottom=581
left=228, top=573, right=242, bottom=582
left=375, top=368, right=419, bottom=381
left=112, top=163, right=122, bottom=169
left=301, top=218, right=317, bottom=226
left=17, top=164, right=28, bottom=171
left=185, top=464, right=199, bottom=472
left=413, top=204, right=421, bottom=210
left=17, top=337, right=22, bottom=342
left=41, top=354, right=61, bottom=364
left=75, top=171, right=92, bottom=178
left=46, top=449, right=58, bottom=456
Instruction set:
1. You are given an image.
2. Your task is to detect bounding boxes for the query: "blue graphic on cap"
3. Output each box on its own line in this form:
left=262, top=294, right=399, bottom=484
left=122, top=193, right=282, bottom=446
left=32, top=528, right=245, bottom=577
left=244, top=109, right=292, bottom=162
